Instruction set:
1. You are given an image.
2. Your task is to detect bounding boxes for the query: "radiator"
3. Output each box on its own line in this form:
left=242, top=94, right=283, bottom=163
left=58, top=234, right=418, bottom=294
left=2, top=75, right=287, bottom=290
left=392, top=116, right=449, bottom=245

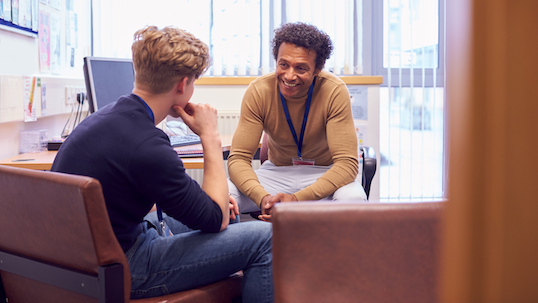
left=186, top=111, right=261, bottom=183
left=217, top=111, right=240, bottom=137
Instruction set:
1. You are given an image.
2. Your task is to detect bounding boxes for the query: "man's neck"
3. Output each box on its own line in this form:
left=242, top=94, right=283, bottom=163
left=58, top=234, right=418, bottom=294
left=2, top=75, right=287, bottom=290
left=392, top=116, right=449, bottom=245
left=132, top=88, right=170, bottom=125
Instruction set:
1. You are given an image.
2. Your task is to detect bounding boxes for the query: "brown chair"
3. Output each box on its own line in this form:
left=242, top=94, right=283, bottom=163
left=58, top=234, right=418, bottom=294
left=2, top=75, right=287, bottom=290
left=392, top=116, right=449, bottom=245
left=272, top=201, right=444, bottom=303
left=0, top=165, right=242, bottom=303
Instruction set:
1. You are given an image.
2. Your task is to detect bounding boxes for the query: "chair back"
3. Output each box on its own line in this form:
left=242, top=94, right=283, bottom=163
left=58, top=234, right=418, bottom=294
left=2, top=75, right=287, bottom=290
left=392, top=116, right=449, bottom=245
left=272, top=201, right=444, bottom=303
left=0, top=165, right=130, bottom=303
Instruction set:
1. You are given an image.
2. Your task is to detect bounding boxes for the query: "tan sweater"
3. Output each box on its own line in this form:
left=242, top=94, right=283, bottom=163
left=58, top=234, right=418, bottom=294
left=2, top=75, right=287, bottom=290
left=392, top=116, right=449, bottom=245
left=228, top=70, right=358, bottom=206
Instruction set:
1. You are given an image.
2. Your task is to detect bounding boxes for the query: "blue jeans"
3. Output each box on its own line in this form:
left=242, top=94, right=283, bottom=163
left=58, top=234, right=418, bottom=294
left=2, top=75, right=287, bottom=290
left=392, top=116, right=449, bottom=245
left=126, top=212, right=273, bottom=302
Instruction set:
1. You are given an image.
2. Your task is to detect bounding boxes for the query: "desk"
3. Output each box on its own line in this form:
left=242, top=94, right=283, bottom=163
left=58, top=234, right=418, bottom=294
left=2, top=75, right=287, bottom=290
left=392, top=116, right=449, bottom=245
left=0, top=135, right=236, bottom=170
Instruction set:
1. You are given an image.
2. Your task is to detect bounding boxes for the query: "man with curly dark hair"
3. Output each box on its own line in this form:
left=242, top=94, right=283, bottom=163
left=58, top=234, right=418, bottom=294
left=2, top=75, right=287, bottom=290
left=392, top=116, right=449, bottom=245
left=228, top=22, right=367, bottom=221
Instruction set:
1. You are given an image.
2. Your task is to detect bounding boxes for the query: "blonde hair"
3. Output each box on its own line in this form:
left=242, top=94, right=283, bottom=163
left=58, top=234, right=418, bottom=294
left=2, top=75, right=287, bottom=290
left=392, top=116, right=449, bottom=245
left=131, top=26, right=211, bottom=94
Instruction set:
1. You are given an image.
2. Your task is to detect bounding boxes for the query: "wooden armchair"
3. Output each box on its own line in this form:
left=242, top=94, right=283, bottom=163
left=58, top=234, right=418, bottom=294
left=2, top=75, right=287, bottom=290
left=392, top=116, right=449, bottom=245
left=0, top=165, right=241, bottom=303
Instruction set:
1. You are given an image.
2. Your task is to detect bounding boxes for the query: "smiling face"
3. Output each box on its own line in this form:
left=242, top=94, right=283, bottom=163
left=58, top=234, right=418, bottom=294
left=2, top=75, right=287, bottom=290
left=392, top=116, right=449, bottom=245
left=276, top=43, right=321, bottom=100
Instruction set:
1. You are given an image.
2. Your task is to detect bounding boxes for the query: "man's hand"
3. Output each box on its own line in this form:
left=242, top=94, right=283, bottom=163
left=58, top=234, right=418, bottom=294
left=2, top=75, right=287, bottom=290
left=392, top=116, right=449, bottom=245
left=174, top=102, right=228, bottom=230
left=229, top=195, right=239, bottom=221
left=173, top=103, right=219, bottom=138
left=258, top=193, right=297, bottom=221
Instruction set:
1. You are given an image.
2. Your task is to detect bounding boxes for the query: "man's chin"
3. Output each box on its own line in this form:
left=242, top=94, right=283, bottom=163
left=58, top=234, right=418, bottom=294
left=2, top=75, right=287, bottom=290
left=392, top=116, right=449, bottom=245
left=168, top=110, right=181, bottom=118
left=278, top=83, right=300, bottom=99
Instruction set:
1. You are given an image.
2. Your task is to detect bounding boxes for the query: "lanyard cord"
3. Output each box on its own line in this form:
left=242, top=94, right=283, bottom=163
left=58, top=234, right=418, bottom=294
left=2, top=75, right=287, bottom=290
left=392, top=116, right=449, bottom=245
left=279, top=78, right=316, bottom=158
left=134, top=94, right=165, bottom=227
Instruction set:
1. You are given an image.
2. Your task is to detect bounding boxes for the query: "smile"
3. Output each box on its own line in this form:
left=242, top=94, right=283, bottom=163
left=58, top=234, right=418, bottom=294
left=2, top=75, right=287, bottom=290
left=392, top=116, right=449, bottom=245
left=283, top=80, right=298, bottom=87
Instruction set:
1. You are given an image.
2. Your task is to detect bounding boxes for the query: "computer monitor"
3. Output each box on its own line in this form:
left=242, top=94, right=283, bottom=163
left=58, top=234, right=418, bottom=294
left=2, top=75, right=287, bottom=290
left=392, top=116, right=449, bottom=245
left=83, top=57, right=135, bottom=113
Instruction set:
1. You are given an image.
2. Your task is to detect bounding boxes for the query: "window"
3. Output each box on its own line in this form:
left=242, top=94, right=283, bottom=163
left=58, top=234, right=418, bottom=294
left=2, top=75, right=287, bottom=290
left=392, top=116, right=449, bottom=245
left=92, top=0, right=361, bottom=76
left=371, top=0, right=446, bottom=200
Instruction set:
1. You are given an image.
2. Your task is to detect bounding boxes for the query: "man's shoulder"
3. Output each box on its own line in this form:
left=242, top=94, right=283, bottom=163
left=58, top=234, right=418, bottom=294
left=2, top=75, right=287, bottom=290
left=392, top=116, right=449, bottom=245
left=317, top=70, right=346, bottom=86
left=250, top=72, right=276, bottom=86
left=244, top=73, right=277, bottom=102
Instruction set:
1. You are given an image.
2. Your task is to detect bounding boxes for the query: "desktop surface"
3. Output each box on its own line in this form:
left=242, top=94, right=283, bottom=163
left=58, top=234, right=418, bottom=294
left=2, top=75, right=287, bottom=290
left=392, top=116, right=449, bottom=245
left=0, top=135, right=236, bottom=171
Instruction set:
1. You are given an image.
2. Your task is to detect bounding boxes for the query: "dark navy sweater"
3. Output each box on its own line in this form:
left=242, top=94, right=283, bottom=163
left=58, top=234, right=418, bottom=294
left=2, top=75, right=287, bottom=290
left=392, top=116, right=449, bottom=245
left=52, top=94, right=222, bottom=252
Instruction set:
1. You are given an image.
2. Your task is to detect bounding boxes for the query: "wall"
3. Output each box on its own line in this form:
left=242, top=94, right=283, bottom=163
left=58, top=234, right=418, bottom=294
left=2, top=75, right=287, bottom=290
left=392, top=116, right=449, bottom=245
left=0, top=0, right=90, bottom=159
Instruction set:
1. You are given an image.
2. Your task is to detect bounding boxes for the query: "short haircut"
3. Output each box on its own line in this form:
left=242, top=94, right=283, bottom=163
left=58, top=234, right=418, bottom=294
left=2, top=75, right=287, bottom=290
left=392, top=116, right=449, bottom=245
left=131, top=26, right=211, bottom=94
left=272, top=22, right=333, bottom=71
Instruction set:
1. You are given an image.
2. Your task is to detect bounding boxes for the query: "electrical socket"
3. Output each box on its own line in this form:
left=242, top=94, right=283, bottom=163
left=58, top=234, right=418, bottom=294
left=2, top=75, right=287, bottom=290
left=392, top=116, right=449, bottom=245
left=65, top=86, right=86, bottom=105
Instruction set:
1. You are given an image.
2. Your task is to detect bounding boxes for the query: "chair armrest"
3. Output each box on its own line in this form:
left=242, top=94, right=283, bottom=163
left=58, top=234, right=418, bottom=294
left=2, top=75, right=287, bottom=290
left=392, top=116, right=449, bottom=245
left=360, top=146, right=377, bottom=198
left=272, top=201, right=444, bottom=303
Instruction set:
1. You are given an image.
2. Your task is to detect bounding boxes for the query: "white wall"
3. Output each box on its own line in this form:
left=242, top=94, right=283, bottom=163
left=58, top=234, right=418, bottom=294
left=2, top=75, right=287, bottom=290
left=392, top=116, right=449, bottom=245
left=0, top=0, right=90, bottom=159
left=190, top=85, right=246, bottom=111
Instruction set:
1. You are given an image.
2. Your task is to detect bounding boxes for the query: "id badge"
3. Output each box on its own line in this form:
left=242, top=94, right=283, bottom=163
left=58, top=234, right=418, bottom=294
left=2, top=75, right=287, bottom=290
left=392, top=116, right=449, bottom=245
left=160, top=220, right=174, bottom=237
left=292, top=157, right=315, bottom=166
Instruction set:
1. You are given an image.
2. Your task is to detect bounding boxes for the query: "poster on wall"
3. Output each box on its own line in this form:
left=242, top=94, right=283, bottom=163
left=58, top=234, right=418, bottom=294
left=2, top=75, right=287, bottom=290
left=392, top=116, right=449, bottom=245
left=49, top=11, right=60, bottom=74
left=354, top=124, right=368, bottom=147
left=41, top=82, right=47, bottom=116
left=23, top=76, right=37, bottom=122
left=11, top=0, right=19, bottom=25
left=2, top=0, right=11, bottom=22
left=38, top=9, right=50, bottom=72
left=19, top=0, right=31, bottom=29
left=48, top=0, right=58, bottom=10
left=349, top=85, right=368, bottom=121
left=31, top=0, right=38, bottom=31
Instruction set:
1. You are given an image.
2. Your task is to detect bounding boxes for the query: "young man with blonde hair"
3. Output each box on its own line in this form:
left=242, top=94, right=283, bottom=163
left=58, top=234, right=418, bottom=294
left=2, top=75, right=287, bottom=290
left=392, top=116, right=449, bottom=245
left=52, top=26, right=273, bottom=302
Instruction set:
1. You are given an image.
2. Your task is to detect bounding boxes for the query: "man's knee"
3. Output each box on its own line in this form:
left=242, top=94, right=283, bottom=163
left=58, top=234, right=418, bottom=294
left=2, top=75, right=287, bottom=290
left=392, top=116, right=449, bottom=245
left=228, top=179, right=261, bottom=213
left=332, top=181, right=367, bottom=201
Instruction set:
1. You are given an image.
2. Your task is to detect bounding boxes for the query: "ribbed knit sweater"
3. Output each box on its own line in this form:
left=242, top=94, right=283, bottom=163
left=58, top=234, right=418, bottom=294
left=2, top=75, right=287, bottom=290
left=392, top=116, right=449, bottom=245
left=228, top=70, right=358, bottom=206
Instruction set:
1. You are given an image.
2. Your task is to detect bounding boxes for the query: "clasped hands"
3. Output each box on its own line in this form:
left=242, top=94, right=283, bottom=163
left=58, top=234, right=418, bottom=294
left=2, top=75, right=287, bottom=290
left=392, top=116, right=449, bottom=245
left=258, top=193, right=297, bottom=221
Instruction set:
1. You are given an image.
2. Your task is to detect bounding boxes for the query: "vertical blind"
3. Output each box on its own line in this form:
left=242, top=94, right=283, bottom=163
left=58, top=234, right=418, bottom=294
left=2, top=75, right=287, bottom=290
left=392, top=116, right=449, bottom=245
left=93, top=0, right=361, bottom=76
left=379, top=0, right=445, bottom=200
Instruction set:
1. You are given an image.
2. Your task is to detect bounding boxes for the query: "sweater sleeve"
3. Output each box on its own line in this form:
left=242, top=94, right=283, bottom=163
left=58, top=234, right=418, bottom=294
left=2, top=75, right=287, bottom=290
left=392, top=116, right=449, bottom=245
left=294, top=82, right=359, bottom=201
left=227, top=84, right=268, bottom=207
left=130, top=134, right=223, bottom=233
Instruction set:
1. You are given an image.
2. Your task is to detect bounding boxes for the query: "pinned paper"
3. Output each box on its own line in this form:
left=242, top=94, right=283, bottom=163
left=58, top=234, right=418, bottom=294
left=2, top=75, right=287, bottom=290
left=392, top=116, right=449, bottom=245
left=349, top=86, right=368, bottom=120
left=23, top=76, right=37, bottom=122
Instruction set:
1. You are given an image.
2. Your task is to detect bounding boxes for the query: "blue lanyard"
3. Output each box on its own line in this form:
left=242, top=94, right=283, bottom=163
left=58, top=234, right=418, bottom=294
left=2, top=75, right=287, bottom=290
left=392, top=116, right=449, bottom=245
left=134, top=94, right=155, bottom=124
left=134, top=94, right=166, bottom=232
left=279, top=78, right=316, bottom=158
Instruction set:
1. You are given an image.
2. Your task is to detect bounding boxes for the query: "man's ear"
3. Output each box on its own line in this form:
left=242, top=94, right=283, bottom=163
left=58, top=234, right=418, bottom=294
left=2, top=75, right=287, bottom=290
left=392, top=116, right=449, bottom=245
left=314, top=68, right=322, bottom=77
left=176, top=76, right=190, bottom=94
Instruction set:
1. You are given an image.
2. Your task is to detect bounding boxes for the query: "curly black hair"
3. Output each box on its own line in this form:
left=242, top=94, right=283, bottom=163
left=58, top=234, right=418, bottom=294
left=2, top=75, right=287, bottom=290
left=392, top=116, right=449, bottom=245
left=272, top=22, right=333, bottom=71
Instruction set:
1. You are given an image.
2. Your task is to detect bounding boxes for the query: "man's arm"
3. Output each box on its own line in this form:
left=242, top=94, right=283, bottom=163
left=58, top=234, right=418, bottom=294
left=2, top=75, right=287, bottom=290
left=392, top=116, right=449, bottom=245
left=293, top=83, right=359, bottom=201
left=227, top=87, right=269, bottom=207
left=175, top=103, right=229, bottom=231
